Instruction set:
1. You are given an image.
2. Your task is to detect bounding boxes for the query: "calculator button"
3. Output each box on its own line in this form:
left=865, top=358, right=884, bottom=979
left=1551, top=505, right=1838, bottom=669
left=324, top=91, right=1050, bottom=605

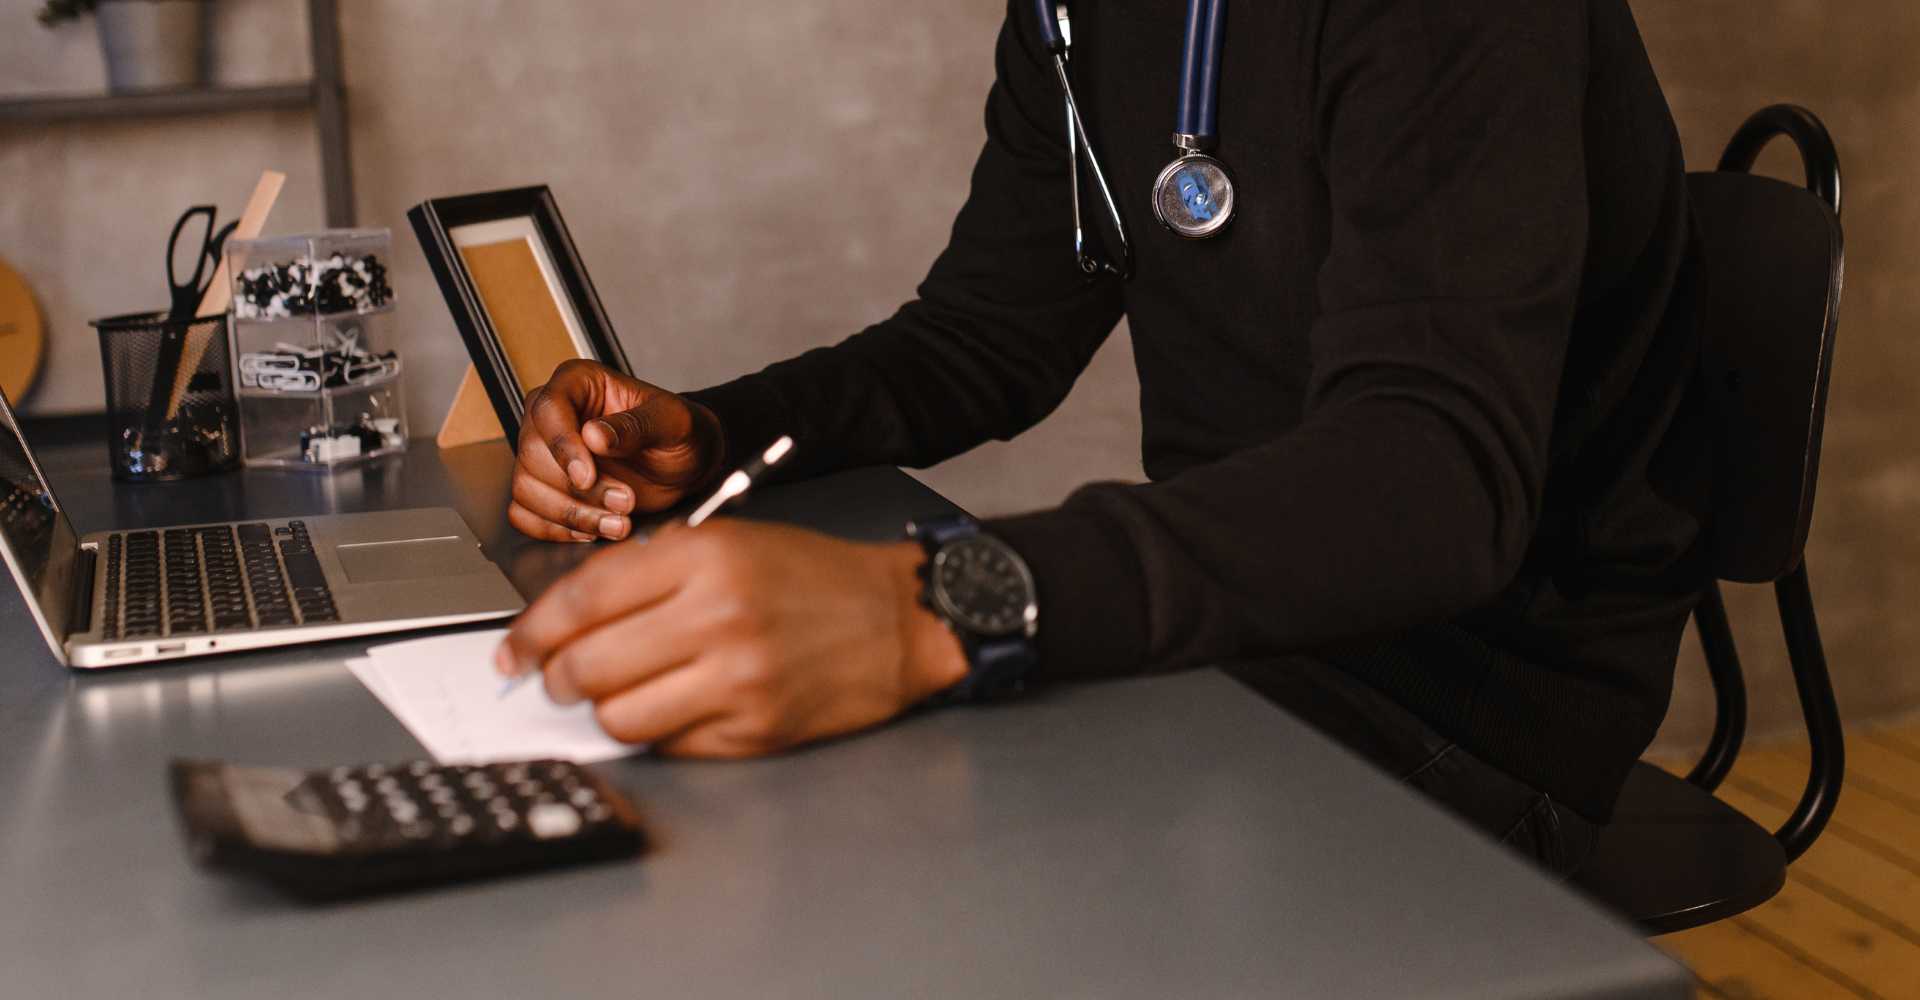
left=449, top=814, right=475, bottom=837
left=527, top=803, right=583, bottom=839
left=569, top=788, right=597, bottom=808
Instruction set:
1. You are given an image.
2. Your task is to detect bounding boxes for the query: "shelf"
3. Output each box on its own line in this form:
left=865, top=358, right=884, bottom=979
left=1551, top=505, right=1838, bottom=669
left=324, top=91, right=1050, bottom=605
left=0, top=83, right=315, bottom=125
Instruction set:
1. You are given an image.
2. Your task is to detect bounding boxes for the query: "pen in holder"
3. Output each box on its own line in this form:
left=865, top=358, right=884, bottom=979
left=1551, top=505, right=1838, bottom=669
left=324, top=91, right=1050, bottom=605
left=92, top=310, right=240, bottom=481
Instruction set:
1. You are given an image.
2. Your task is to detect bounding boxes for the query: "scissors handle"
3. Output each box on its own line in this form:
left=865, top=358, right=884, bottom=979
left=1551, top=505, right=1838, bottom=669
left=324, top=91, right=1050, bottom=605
left=166, top=205, right=222, bottom=321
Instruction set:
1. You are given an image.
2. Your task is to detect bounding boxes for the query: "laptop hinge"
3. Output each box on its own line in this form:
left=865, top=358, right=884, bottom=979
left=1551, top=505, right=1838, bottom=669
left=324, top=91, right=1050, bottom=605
left=67, top=546, right=97, bottom=639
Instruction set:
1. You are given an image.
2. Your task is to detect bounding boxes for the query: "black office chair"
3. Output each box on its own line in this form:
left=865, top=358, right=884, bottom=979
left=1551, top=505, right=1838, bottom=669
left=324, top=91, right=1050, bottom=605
left=1571, top=104, right=1847, bottom=935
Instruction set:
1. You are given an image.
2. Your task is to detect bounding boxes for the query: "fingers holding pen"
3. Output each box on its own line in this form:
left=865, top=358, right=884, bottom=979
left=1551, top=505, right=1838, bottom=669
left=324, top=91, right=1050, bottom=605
left=494, top=540, right=686, bottom=684
left=537, top=600, right=710, bottom=706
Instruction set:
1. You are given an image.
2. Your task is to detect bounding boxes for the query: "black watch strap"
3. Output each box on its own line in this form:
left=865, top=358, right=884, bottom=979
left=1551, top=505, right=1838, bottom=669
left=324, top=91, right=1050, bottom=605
left=908, top=515, right=1039, bottom=703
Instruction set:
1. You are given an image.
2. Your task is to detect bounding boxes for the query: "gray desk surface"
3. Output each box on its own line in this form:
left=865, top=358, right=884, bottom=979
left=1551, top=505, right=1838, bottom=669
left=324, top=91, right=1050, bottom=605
left=0, top=435, right=1685, bottom=999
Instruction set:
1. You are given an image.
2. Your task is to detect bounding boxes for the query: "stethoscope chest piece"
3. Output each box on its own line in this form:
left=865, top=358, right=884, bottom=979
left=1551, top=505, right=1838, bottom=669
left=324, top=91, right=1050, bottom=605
left=1151, top=150, right=1235, bottom=239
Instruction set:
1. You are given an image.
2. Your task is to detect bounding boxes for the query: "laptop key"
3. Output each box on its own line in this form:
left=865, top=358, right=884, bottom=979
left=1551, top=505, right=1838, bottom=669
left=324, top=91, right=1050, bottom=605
left=280, top=549, right=328, bottom=592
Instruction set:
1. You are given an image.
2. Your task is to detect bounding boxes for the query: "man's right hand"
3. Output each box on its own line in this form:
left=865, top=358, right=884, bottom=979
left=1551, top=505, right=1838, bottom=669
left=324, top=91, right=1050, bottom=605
left=510, top=359, right=724, bottom=542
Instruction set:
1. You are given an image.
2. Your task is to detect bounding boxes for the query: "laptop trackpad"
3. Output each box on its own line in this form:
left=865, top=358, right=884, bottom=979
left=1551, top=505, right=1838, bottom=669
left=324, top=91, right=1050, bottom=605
left=335, top=536, right=481, bottom=583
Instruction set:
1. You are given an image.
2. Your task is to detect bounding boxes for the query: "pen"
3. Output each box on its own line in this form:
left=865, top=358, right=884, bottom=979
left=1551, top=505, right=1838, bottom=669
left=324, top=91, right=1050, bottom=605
left=497, top=435, right=796, bottom=698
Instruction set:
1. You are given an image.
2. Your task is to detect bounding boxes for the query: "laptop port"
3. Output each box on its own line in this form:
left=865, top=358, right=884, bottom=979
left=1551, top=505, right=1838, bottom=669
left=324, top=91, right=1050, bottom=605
left=157, top=642, right=187, bottom=655
left=103, top=648, right=142, bottom=660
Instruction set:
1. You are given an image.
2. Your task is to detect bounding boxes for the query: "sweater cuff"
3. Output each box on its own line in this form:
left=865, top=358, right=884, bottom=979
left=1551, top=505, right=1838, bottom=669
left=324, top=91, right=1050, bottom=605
left=985, top=505, right=1151, bottom=682
left=681, top=375, right=793, bottom=472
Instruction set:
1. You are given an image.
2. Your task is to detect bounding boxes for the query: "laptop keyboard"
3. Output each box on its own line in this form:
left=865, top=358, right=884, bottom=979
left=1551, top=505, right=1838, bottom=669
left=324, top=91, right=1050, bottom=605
left=101, top=521, right=337, bottom=640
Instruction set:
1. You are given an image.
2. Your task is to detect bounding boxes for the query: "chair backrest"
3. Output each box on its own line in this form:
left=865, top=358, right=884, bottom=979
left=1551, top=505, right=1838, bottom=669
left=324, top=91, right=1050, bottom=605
left=1682, top=106, right=1847, bottom=863
left=1689, top=124, right=1844, bottom=583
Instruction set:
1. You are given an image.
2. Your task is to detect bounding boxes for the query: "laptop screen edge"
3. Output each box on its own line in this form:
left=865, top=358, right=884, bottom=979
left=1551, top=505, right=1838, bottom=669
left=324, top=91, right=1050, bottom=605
left=0, top=386, right=81, bottom=665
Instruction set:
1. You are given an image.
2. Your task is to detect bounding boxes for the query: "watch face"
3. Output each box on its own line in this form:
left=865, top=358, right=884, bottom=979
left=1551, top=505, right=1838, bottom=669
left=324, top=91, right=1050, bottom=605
left=931, top=536, right=1037, bottom=638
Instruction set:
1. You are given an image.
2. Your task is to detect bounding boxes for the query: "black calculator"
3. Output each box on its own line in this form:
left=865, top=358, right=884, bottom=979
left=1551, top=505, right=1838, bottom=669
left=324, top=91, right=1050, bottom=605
left=170, top=757, right=646, bottom=899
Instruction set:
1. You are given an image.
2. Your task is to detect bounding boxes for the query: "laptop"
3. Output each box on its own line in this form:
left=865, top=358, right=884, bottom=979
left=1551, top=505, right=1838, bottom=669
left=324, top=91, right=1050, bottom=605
left=0, top=387, right=525, bottom=669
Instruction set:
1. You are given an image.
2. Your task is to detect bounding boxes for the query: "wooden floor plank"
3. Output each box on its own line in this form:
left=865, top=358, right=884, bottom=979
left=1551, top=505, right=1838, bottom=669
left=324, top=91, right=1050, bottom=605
left=1659, top=918, right=1873, bottom=999
left=1630, top=736, right=1920, bottom=996
left=1728, top=749, right=1920, bottom=874
left=1829, top=737, right=1920, bottom=815
left=1712, top=782, right=1920, bottom=944
left=1729, top=877, right=1918, bottom=998
left=1865, top=722, right=1920, bottom=763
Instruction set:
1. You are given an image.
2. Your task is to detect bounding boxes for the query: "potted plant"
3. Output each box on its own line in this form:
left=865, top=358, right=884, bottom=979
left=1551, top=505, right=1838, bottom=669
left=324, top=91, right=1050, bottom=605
left=37, top=0, right=210, bottom=94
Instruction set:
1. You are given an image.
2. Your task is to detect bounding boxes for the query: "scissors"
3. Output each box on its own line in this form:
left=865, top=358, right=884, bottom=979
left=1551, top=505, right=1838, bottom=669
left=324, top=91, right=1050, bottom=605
left=166, top=205, right=239, bottom=321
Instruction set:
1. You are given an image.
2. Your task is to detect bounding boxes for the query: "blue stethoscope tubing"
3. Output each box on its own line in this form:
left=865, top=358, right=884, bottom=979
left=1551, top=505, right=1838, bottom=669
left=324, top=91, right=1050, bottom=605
left=1175, top=0, right=1227, bottom=145
left=1033, top=0, right=1225, bottom=141
left=1034, top=0, right=1235, bottom=242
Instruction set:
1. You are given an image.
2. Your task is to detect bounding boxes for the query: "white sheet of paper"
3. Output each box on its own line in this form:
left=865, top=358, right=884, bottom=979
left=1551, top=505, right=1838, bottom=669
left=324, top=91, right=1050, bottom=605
left=346, top=628, right=639, bottom=764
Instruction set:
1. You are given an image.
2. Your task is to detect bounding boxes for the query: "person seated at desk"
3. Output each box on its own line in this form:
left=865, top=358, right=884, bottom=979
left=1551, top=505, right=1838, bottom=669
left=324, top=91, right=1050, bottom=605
left=494, top=0, right=1707, bottom=878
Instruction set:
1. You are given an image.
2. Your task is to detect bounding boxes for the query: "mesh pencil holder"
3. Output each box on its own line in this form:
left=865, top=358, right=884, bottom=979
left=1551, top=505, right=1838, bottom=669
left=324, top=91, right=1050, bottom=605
left=91, top=310, right=240, bottom=481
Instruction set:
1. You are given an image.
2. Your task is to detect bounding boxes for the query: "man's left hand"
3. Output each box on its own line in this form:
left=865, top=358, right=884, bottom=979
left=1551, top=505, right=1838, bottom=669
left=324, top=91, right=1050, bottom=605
left=494, top=520, right=968, bottom=757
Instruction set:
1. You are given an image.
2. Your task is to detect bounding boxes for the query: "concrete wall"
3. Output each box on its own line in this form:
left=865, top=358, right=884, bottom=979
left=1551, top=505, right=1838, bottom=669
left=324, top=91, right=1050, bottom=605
left=2, top=0, right=1913, bottom=746
left=1, top=0, right=1138, bottom=518
left=1636, top=2, right=1920, bottom=747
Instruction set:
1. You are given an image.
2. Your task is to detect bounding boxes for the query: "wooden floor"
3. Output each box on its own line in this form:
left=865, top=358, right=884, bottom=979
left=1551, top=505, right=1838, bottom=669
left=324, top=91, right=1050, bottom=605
left=1653, top=719, right=1920, bottom=999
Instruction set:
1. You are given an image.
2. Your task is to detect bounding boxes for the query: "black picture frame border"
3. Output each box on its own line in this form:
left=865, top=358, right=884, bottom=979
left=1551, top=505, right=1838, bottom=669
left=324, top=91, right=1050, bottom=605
left=407, top=185, right=633, bottom=444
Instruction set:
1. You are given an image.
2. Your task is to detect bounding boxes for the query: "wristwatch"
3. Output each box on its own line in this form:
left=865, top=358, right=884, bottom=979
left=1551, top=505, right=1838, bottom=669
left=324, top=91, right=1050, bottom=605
left=906, top=515, right=1040, bottom=702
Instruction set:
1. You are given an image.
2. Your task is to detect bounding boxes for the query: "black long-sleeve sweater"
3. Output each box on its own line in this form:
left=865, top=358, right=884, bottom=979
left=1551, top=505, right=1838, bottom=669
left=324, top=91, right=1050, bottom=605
left=687, top=0, right=1709, bottom=822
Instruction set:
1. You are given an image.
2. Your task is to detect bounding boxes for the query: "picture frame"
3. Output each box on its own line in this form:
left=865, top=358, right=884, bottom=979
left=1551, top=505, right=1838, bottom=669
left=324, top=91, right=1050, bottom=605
left=408, top=186, right=633, bottom=444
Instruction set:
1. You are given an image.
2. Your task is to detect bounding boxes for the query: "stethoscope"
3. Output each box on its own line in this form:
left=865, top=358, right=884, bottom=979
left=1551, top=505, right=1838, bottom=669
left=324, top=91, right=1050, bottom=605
left=1033, top=0, right=1234, bottom=280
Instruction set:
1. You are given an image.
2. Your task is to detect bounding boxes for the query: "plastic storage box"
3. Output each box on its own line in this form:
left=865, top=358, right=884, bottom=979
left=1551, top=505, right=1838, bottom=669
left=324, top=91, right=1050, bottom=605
left=224, top=229, right=407, bottom=471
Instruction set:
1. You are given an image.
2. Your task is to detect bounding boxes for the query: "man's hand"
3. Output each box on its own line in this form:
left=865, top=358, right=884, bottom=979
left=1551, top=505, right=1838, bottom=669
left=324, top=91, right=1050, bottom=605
left=510, top=359, right=725, bottom=542
left=493, top=520, right=969, bottom=756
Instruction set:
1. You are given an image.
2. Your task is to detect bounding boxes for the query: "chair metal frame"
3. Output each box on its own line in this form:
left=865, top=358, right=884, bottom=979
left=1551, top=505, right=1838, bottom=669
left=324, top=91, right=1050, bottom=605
left=1681, top=105, right=1845, bottom=864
